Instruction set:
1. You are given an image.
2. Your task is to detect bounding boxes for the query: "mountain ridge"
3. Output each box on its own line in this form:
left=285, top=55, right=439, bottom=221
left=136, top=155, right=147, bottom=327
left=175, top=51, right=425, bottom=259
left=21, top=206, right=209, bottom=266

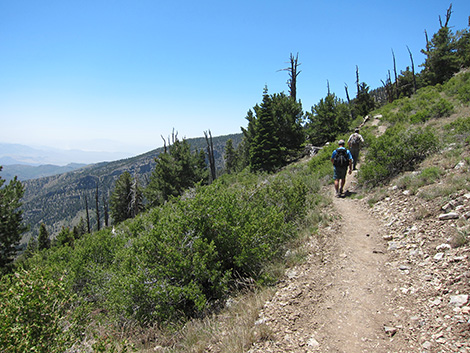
left=17, top=132, right=243, bottom=243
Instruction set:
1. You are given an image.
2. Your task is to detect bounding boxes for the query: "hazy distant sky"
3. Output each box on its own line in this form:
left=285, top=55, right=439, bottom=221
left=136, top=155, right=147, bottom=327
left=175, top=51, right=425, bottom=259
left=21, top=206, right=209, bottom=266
left=1, top=0, right=469, bottom=156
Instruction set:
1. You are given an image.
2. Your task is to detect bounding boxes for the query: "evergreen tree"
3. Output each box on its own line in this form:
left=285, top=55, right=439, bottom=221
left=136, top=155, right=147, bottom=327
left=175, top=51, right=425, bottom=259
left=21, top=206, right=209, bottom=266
left=224, top=139, right=237, bottom=174
left=54, top=227, right=74, bottom=247
left=0, top=169, right=26, bottom=272
left=271, top=92, right=305, bottom=157
left=129, top=173, right=144, bottom=218
left=23, top=237, right=37, bottom=258
left=306, top=93, right=351, bottom=146
left=72, top=217, right=87, bottom=239
left=421, top=6, right=460, bottom=85
left=355, top=82, right=375, bottom=118
left=37, top=223, right=50, bottom=251
left=145, top=138, right=208, bottom=207
left=245, top=88, right=305, bottom=172
left=110, top=171, right=140, bottom=223
left=249, top=90, right=283, bottom=172
left=456, top=28, right=470, bottom=68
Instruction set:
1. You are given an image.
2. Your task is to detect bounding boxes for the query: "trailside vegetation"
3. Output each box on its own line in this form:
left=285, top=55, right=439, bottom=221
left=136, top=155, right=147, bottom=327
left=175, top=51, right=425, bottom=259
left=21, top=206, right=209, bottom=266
left=1, top=166, right=312, bottom=350
left=0, top=168, right=26, bottom=274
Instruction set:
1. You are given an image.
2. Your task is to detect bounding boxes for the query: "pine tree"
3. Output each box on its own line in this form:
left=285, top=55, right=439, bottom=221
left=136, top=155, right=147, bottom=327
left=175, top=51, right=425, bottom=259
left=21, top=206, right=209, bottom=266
left=110, top=171, right=134, bottom=223
left=224, top=139, right=237, bottom=174
left=145, top=137, right=208, bottom=206
left=37, top=223, right=50, bottom=250
left=249, top=90, right=283, bottom=172
left=306, top=93, right=351, bottom=146
left=0, top=169, right=26, bottom=272
left=421, top=5, right=460, bottom=85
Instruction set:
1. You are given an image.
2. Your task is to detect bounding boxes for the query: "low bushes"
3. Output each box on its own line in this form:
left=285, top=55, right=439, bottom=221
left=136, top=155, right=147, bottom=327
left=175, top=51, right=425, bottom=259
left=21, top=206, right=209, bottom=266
left=0, top=269, right=82, bottom=353
left=358, top=124, right=440, bottom=186
left=4, top=168, right=309, bottom=338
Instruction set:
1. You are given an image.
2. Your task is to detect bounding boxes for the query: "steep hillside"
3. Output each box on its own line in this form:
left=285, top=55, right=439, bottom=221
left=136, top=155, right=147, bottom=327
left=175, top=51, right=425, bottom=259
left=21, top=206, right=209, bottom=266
left=19, top=133, right=242, bottom=241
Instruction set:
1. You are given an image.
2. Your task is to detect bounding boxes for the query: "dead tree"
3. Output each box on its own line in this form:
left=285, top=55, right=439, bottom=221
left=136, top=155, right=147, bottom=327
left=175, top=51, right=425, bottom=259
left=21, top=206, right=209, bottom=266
left=204, top=130, right=216, bottom=183
left=392, top=49, right=399, bottom=99
left=95, top=183, right=100, bottom=231
left=279, top=53, right=301, bottom=101
left=84, top=194, right=91, bottom=234
left=356, top=66, right=360, bottom=94
left=102, top=195, right=109, bottom=227
left=381, top=70, right=394, bottom=103
left=439, top=4, right=452, bottom=28
left=344, top=84, right=355, bottom=120
left=407, top=46, right=417, bottom=94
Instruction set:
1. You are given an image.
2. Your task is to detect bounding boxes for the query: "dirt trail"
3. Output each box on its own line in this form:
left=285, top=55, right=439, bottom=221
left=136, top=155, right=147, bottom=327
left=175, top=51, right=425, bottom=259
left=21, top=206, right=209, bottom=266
left=249, top=172, right=408, bottom=352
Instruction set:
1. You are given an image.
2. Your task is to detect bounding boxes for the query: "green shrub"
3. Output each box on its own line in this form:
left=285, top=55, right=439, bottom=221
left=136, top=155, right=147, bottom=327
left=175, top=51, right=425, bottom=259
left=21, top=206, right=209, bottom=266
left=359, top=125, right=440, bottom=186
left=430, top=98, right=453, bottom=118
left=444, top=116, right=470, bottom=144
left=0, top=269, right=81, bottom=353
left=443, top=72, right=470, bottom=103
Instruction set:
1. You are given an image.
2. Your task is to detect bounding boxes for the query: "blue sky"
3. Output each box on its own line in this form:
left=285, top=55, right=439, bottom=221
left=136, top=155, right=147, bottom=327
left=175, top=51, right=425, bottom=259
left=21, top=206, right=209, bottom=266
left=1, top=0, right=469, bottom=158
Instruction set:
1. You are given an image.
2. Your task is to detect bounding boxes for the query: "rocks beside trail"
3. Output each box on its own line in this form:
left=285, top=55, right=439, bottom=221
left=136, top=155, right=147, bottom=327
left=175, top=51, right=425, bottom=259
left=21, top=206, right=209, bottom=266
left=370, top=187, right=470, bottom=352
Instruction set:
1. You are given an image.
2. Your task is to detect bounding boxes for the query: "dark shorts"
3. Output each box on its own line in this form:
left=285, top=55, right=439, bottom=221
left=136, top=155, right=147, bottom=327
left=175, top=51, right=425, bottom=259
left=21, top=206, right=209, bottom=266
left=333, top=166, right=347, bottom=180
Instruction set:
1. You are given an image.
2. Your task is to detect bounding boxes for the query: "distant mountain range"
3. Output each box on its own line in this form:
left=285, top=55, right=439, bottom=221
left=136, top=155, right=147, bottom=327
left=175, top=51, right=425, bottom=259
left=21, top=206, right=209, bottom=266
left=0, top=143, right=137, bottom=167
left=16, top=133, right=243, bottom=243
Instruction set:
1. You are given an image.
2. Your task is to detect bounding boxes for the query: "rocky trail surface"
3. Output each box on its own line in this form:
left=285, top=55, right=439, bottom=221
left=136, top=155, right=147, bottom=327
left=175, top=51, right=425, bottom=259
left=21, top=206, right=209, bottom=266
left=248, top=169, right=470, bottom=353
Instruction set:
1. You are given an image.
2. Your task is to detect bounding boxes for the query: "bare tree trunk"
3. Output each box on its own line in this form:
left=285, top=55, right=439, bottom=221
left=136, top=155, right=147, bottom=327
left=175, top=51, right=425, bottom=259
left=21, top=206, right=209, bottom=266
left=95, top=183, right=100, bottom=231
left=204, top=130, right=216, bottom=183
left=84, top=194, right=90, bottom=234
left=344, top=84, right=355, bottom=120
left=439, top=4, right=452, bottom=27
left=356, top=66, right=360, bottom=94
left=392, top=49, right=399, bottom=100
left=103, top=195, right=109, bottom=227
left=280, top=53, right=301, bottom=101
left=407, top=46, right=417, bottom=94
left=424, top=30, right=430, bottom=52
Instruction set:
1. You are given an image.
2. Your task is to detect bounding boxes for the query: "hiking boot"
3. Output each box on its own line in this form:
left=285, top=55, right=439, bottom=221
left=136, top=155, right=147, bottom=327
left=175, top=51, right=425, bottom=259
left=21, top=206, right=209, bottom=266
left=339, top=188, right=343, bottom=194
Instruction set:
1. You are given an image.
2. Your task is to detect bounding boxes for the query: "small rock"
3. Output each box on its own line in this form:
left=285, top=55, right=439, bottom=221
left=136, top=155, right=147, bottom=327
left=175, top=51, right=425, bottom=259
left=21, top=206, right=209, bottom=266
left=436, top=243, right=451, bottom=251
left=384, top=326, right=397, bottom=336
left=399, top=265, right=410, bottom=271
left=307, top=337, right=320, bottom=348
left=454, top=160, right=465, bottom=169
left=431, top=298, right=442, bottom=306
left=422, top=341, right=432, bottom=350
left=463, top=211, right=470, bottom=220
left=449, top=294, right=468, bottom=307
left=438, top=212, right=459, bottom=220
left=434, top=253, right=444, bottom=261
left=383, top=234, right=393, bottom=241
left=442, top=202, right=454, bottom=212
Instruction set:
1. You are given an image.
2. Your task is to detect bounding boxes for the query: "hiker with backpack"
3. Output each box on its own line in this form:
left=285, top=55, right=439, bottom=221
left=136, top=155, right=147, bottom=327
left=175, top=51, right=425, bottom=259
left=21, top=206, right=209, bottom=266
left=331, top=139, right=353, bottom=197
left=347, top=128, right=364, bottom=170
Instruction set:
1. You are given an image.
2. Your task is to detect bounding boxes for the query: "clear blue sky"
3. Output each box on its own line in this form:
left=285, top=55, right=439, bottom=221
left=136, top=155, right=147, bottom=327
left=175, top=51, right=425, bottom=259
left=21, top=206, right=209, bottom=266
left=1, top=0, right=469, bottom=156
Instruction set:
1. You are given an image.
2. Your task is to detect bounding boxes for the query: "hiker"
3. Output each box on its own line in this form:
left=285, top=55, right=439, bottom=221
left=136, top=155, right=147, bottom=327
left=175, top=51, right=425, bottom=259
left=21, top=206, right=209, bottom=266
left=348, top=128, right=364, bottom=170
left=331, top=139, right=353, bottom=197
